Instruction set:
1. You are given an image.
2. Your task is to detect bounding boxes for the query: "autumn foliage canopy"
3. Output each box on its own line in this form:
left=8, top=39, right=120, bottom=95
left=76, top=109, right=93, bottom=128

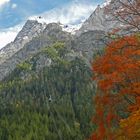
left=90, top=35, right=140, bottom=140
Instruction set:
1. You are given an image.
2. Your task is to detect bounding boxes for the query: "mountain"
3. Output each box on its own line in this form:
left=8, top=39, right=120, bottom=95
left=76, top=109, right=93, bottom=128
left=0, top=0, right=125, bottom=80
left=0, top=20, right=46, bottom=65
left=77, top=0, right=123, bottom=35
left=0, top=22, right=73, bottom=80
left=0, top=23, right=106, bottom=81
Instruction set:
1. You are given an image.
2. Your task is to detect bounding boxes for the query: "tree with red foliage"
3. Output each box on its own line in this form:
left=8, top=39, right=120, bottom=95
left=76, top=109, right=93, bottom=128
left=90, top=35, right=140, bottom=140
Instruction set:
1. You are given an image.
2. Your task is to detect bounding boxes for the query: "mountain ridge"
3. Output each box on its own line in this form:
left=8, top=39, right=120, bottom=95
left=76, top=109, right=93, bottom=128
left=0, top=0, right=125, bottom=80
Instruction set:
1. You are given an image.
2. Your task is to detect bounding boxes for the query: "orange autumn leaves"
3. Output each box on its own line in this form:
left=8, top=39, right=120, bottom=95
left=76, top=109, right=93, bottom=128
left=90, top=35, right=140, bottom=140
left=93, top=35, right=140, bottom=92
left=119, top=109, right=140, bottom=140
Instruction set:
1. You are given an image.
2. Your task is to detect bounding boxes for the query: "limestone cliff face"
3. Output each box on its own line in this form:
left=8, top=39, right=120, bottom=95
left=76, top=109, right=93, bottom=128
left=0, top=20, right=46, bottom=65
left=72, top=30, right=107, bottom=60
left=76, top=1, right=122, bottom=36
left=0, top=0, right=126, bottom=80
left=0, top=14, right=108, bottom=81
left=0, top=21, right=73, bottom=80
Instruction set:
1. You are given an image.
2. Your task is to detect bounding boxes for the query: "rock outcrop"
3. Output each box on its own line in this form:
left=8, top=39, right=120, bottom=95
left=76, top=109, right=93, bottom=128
left=0, top=20, right=46, bottom=65
left=0, top=22, right=72, bottom=80
left=0, top=0, right=127, bottom=80
left=76, top=1, right=122, bottom=35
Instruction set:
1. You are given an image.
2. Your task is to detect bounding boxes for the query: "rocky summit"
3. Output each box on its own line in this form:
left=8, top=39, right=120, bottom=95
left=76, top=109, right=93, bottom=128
left=0, top=0, right=126, bottom=81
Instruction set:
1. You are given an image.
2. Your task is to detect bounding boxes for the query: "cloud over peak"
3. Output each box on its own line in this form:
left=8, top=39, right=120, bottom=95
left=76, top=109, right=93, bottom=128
left=0, top=25, right=22, bottom=49
left=0, top=0, right=98, bottom=49
left=11, top=3, right=17, bottom=9
left=30, top=1, right=96, bottom=25
left=0, top=0, right=10, bottom=8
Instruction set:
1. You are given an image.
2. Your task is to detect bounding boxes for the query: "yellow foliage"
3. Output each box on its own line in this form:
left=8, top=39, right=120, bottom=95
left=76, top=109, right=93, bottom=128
left=117, top=109, right=140, bottom=140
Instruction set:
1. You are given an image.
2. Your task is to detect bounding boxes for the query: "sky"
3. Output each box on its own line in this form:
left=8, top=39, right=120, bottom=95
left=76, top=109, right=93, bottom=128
left=0, top=0, right=104, bottom=48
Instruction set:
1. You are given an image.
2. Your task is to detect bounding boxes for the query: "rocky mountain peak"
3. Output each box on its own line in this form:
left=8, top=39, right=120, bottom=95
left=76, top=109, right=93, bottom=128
left=0, top=0, right=130, bottom=81
left=44, top=22, right=62, bottom=33
left=0, top=20, right=47, bottom=65
left=76, top=0, right=123, bottom=35
left=15, top=20, right=46, bottom=41
left=0, top=19, right=74, bottom=80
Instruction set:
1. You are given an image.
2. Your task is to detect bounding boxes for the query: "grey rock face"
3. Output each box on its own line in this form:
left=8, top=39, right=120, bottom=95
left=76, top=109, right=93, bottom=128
left=72, top=30, right=107, bottom=60
left=35, top=54, right=52, bottom=72
left=76, top=1, right=123, bottom=35
left=0, top=20, right=46, bottom=65
left=15, top=20, right=46, bottom=41
left=0, top=17, right=108, bottom=81
left=0, top=0, right=127, bottom=81
left=0, top=22, right=72, bottom=80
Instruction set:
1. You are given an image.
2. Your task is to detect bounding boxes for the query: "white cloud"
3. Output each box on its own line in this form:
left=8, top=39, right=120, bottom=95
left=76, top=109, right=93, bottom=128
left=0, top=0, right=10, bottom=8
left=29, top=1, right=97, bottom=25
left=0, top=25, right=22, bottom=49
left=0, top=1, right=97, bottom=49
left=11, top=3, right=17, bottom=9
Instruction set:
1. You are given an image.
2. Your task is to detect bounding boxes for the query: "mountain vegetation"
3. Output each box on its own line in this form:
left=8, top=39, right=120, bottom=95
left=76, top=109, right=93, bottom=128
left=90, top=34, right=140, bottom=140
left=89, top=1, right=140, bottom=139
left=0, top=42, right=96, bottom=140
